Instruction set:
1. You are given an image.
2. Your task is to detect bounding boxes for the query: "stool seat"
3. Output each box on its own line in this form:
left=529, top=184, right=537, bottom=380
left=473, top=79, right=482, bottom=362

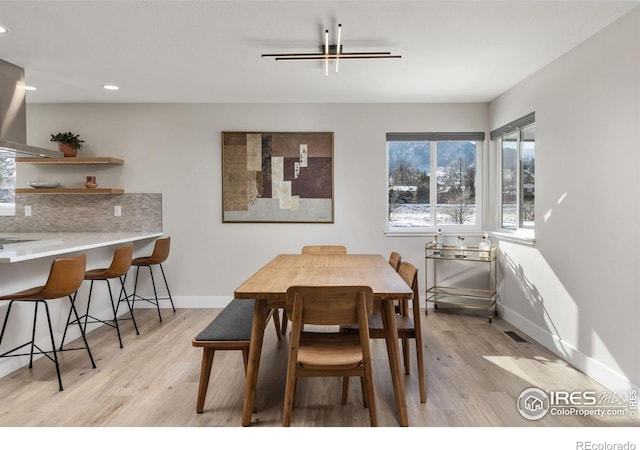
left=0, top=285, right=46, bottom=301
left=131, top=255, right=159, bottom=266
left=84, top=268, right=116, bottom=280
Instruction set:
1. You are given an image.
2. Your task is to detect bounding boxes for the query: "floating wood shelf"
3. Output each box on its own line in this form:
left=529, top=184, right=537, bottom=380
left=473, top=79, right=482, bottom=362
left=16, top=188, right=125, bottom=195
left=16, top=157, right=124, bottom=165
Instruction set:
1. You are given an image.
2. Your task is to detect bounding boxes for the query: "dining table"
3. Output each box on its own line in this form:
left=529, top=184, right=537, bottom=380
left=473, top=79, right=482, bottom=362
left=233, top=253, right=414, bottom=426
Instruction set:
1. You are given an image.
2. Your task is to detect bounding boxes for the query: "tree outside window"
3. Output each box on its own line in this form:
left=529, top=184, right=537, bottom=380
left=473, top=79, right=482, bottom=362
left=387, top=134, right=482, bottom=229
left=500, top=124, right=535, bottom=230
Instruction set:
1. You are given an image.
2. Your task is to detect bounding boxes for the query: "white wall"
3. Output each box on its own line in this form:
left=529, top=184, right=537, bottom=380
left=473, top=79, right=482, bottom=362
left=489, top=8, right=640, bottom=392
left=25, top=102, right=487, bottom=309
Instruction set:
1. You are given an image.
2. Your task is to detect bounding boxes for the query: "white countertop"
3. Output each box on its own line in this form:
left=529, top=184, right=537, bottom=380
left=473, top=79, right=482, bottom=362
left=0, top=232, right=163, bottom=263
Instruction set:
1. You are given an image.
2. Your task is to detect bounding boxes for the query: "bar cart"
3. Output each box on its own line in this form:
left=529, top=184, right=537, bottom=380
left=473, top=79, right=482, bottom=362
left=425, top=241, right=497, bottom=322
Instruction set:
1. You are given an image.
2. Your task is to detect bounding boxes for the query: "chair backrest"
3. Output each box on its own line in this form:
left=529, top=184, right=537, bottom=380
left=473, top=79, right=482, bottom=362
left=41, top=254, right=87, bottom=299
left=103, top=245, right=133, bottom=278
left=300, top=245, right=347, bottom=255
left=388, top=252, right=402, bottom=271
left=286, top=285, right=373, bottom=326
left=397, top=261, right=419, bottom=314
left=147, top=237, right=171, bottom=264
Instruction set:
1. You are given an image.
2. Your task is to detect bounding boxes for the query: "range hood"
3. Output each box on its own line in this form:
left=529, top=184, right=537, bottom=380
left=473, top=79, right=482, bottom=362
left=0, top=138, right=64, bottom=158
left=0, top=58, right=63, bottom=158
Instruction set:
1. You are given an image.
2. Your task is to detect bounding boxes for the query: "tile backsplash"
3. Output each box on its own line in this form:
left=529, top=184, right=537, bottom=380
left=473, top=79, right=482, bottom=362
left=0, top=193, right=161, bottom=232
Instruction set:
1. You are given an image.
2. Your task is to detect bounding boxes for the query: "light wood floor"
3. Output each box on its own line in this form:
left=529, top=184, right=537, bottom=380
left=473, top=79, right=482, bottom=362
left=0, top=306, right=636, bottom=427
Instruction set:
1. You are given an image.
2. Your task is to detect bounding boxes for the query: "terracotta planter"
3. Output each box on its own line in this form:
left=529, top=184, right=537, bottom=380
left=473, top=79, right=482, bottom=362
left=58, top=142, right=78, bottom=157
left=85, top=176, right=97, bottom=189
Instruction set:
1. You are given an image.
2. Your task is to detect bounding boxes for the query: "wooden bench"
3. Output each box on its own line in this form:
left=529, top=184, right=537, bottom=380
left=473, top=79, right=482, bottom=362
left=192, top=299, right=281, bottom=413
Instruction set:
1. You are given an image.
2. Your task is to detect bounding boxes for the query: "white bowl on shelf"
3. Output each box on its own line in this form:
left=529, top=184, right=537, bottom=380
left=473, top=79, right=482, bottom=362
left=28, top=181, right=60, bottom=189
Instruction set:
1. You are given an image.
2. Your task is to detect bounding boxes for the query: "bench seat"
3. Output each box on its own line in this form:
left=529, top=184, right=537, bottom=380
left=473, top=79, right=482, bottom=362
left=192, top=299, right=281, bottom=413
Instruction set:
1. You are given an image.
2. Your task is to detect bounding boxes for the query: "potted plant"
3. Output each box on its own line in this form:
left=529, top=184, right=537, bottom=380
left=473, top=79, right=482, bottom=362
left=50, top=132, right=85, bottom=157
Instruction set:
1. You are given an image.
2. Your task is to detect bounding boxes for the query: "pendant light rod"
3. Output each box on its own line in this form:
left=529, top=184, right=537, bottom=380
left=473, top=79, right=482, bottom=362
left=261, top=24, right=401, bottom=74
left=324, top=29, right=329, bottom=76
left=273, top=54, right=401, bottom=61
left=263, top=51, right=395, bottom=58
left=335, top=23, right=342, bottom=73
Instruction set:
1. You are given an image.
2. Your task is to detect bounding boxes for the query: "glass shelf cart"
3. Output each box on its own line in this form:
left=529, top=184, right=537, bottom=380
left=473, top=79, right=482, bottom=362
left=425, top=242, right=497, bottom=323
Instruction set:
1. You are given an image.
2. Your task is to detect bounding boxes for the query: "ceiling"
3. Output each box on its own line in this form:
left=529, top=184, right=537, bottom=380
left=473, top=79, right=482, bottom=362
left=0, top=0, right=637, bottom=104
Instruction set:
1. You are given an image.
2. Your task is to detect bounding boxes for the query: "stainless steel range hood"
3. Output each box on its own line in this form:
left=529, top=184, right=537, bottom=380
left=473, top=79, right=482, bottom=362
left=0, top=58, right=63, bottom=158
left=0, top=138, right=64, bottom=158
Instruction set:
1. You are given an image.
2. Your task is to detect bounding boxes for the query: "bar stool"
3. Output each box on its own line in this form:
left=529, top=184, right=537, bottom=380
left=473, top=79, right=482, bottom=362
left=0, top=254, right=96, bottom=391
left=125, top=236, right=175, bottom=322
left=60, top=245, right=138, bottom=349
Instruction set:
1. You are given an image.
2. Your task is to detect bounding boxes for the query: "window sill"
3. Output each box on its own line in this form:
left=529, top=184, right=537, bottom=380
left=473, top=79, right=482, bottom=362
left=490, top=230, right=536, bottom=246
left=385, top=229, right=434, bottom=237
left=384, top=228, right=484, bottom=238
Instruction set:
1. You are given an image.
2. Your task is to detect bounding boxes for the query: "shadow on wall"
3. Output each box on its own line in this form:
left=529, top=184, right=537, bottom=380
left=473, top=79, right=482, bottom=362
left=497, top=242, right=639, bottom=392
left=499, top=249, right=570, bottom=360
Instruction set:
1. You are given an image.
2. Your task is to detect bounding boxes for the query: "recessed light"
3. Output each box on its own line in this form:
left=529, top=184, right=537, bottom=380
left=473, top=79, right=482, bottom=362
left=103, top=84, right=119, bottom=90
left=0, top=26, right=8, bottom=34
left=25, top=86, right=37, bottom=91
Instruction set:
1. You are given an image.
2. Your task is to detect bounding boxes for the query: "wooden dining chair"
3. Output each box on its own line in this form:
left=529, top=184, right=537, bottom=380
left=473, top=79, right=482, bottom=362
left=342, top=261, right=426, bottom=403
left=388, top=251, right=402, bottom=271
left=282, top=285, right=377, bottom=427
left=300, top=245, right=347, bottom=254
left=281, top=244, right=349, bottom=334
left=388, top=251, right=403, bottom=313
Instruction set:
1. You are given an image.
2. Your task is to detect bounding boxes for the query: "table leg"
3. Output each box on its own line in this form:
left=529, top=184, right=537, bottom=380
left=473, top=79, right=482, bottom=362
left=380, top=299, right=409, bottom=426
left=241, top=298, right=267, bottom=426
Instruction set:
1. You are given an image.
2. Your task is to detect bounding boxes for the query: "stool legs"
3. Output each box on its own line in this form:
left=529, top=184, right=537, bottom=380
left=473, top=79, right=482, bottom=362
left=42, top=300, right=63, bottom=391
left=128, top=263, right=175, bottom=322
left=116, top=276, right=139, bottom=335
left=67, top=292, right=97, bottom=371
left=158, top=263, right=176, bottom=313
left=62, top=277, right=138, bottom=349
left=105, top=280, right=124, bottom=348
left=29, top=302, right=39, bottom=368
left=0, top=294, right=96, bottom=391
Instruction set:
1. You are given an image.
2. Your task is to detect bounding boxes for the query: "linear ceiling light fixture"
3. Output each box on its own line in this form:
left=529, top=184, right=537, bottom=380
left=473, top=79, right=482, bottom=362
left=262, top=24, right=401, bottom=76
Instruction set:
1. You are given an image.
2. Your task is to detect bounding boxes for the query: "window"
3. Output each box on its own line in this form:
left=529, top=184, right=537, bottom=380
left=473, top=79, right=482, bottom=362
left=491, top=113, right=535, bottom=232
left=0, top=152, right=16, bottom=217
left=387, top=132, right=484, bottom=229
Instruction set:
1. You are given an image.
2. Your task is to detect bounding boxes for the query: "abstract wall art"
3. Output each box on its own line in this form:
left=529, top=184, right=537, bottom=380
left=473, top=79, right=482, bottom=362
left=222, top=132, right=334, bottom=223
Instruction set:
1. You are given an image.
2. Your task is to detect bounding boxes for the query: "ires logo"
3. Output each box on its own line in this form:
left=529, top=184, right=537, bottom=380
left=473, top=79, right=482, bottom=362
left=549, top=391, right=597, bottom=406
left=517, top=387, right=633, bottom=421
left=517, top=388, right=550, bottom=420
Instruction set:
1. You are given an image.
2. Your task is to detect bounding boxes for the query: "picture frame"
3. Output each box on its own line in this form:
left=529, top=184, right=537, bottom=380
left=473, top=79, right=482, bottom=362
left=222, top=131, right=334, bottom=223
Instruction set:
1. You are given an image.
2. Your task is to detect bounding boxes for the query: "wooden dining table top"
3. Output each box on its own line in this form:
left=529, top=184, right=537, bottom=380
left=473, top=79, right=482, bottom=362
left=234, top=253, right=413, bottom=301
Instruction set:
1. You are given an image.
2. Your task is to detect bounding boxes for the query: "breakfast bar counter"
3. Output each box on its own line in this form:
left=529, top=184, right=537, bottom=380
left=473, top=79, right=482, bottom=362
left=0, top=230, right=164, bottom=379
left=0, top=232, right=163, bottom=263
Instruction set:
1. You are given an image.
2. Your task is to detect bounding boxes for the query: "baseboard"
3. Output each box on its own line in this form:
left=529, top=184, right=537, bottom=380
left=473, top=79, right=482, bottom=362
left=499, top=304, right=639, bottom=394
left=131, top=295, right=232, bottom=309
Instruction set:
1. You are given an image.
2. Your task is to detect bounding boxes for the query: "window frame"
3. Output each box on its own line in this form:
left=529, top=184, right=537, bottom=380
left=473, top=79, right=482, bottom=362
left=385, top=132, right=485, bottom=235
left=0, top=152, right=16, bottom=217
left=491, top=113, right=536, bottom=242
